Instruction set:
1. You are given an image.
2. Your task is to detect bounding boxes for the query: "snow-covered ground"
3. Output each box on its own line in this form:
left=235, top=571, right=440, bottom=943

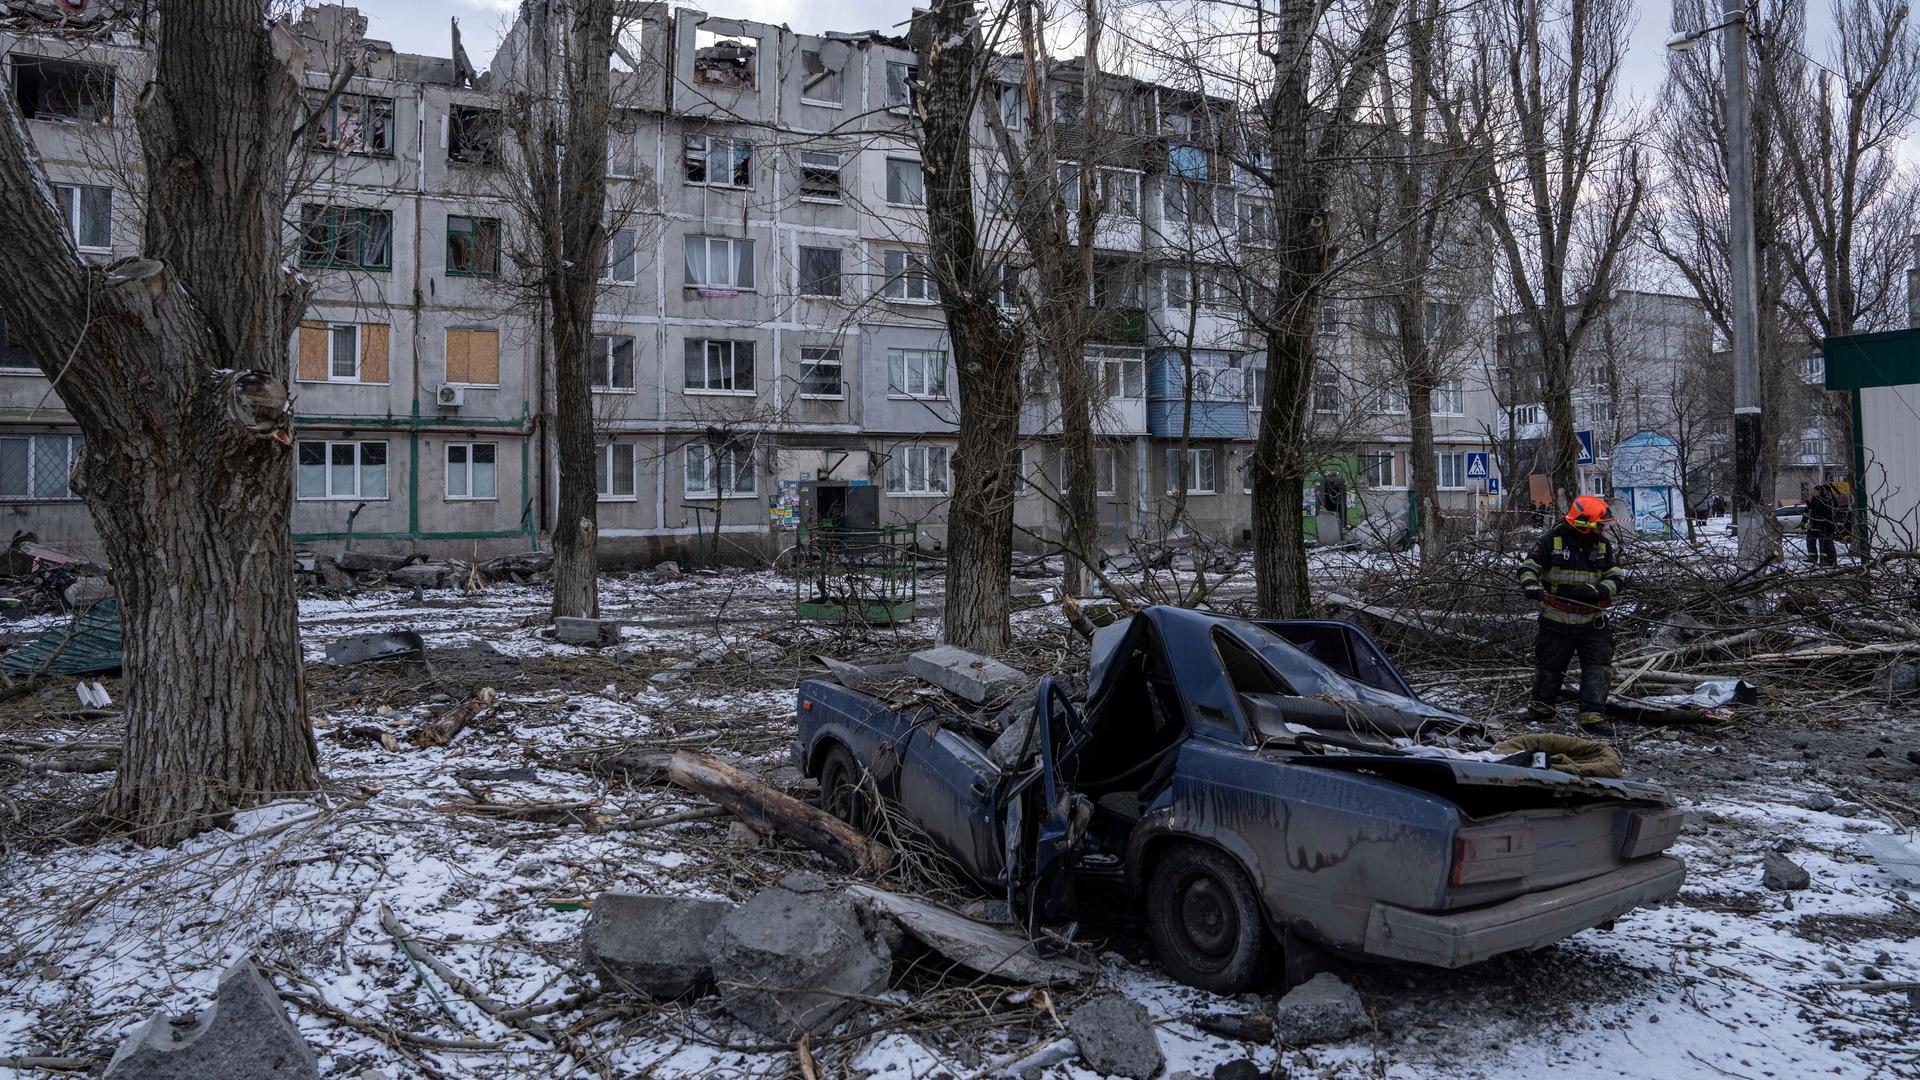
left=1, top=566, right=1915, bottom=1079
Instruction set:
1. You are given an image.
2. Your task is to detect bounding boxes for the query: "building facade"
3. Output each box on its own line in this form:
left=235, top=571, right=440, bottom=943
left=0, top=1, right=1503, bottom=564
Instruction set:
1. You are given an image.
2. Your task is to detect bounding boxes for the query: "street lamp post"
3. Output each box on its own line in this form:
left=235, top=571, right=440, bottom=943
left=1670, top=3, right=1765, bottom=569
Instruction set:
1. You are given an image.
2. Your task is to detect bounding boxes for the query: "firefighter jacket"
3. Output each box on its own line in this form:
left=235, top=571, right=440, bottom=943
left=1519, top=523, right=1625, bottom=628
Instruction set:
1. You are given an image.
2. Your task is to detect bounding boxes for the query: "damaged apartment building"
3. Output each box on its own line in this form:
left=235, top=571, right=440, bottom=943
left=0, top=0, right=1503, bottom=563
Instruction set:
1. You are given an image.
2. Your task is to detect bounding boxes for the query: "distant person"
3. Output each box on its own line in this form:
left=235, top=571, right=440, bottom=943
left=1713, top=495, right=1728, bottom=518
left=1806, top=483, right=1840, bottom=566
left=1519, top=496, right=1625, bottom=730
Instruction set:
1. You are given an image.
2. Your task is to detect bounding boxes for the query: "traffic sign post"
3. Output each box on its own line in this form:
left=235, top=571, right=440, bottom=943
left=1466, top=452, right=1490, bottom=480
left=1576, top=430, right=1595, bottom=465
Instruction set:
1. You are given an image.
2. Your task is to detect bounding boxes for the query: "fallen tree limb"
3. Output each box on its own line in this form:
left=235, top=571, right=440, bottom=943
left=0, top=751, right=118, bottom=774
left=0, top=1056, right=97, bottom=1073
left=1323, top=592, right=1501, bottom=646
left=668, top=750, right=893, bottom=874
left=412, top=686, right=496, bottom=748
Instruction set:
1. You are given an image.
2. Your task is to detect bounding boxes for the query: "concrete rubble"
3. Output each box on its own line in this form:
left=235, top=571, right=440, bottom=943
left=1065, top=994, right=1165, bottom=1079
left=1762, top=852, right=1812, bottom=891
left=580, top=892, right=734, bottom=998
left=704, top=871, right=892, bottom=1039
left=553, top=616, right=620, bottom=646
left=103, top=959, right=319, bottom=1080
left=1272, top=972, right=1370, bottom=1045
left=907, top=644, right=1025, bottom=705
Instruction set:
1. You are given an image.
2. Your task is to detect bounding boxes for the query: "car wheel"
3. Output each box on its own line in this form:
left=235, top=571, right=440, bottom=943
left=1146, top=842, right=1274, bottom=993
left=817, top=744, right=873, bottom=831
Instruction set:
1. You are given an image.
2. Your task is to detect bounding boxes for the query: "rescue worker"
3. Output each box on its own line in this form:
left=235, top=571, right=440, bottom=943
left=1519, top=495, right=1626, bottom=728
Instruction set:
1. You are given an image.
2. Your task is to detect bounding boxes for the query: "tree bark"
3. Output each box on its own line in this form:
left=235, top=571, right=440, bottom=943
left=919, top=0, right=1027, bottom=652
left=0, top=0, right=317, bottom=843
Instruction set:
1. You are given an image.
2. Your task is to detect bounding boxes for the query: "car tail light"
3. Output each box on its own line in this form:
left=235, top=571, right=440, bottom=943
left=1621, top=809, right=1685, bottom=859
left=1451, top=825, right=1536, bottom=885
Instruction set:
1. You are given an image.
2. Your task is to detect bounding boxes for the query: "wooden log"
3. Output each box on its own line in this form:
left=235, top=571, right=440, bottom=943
left=667, top=750, right=893, bottom=874
left=411, top=687, right=495, bottom=748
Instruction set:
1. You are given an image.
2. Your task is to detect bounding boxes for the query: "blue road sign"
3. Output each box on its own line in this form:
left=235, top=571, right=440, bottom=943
left=1576, top=429, right=1595, bottom=465
left=1466, top=452, right=1490, bottom=479
left=1487, top=475, right=1501, bottom=495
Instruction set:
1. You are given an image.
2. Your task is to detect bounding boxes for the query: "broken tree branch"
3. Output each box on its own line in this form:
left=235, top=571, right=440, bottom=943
left=411, top=687, right=496, bottom=748
left=667, top=751, right=893, bottom=874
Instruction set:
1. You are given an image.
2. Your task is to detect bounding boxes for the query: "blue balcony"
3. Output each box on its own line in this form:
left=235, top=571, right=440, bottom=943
left=1146, top=348, right=1249, bottom=438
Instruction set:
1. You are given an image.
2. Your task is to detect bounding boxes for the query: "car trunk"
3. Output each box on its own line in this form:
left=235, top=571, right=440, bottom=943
left=1294, top=753, right=1683, bottom=909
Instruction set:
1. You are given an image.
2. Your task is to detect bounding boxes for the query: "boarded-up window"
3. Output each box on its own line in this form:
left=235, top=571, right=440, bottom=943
left=296, top=321, right=329, bottom=382
left=360, top=323, right=390, bottom=383
left=296, top=321, right=388, bottom=382
left=445, top=328, right=500, bottom=386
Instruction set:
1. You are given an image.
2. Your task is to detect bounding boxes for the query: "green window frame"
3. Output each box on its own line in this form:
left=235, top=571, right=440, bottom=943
left=446, top=215, right=501, bottom=278
left=298, top=205, right=392, bottom=271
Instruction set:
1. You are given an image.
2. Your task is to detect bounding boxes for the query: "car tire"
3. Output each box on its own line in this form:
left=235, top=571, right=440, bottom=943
left=817, top=744, right=872, bottom=831
left=1145, top=842, right=1274, bottom=993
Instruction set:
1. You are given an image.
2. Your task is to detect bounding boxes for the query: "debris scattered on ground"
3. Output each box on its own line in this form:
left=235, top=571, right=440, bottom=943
left=846, top=884, right=1090, bottom=984
left=1272, top=972, right=1370, bottom=1045
left=705, top=872, right=892, bottom=1039
left=553, top=616, right=620, bottom=647
left=102, top=959, right=318, bottom=1080
left=1761, top=852, right=1813, bottom=891
left=1066, top=993, right=1165, bottom=1079
left=322, top=630, right=425, bottom=667
left=906, top=644, right=1025, bottom=705
left=580, top=892, right=734, bottom=998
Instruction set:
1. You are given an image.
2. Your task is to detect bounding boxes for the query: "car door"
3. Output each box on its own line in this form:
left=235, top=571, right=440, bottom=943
left=891, top=719, right=1007, bottom=887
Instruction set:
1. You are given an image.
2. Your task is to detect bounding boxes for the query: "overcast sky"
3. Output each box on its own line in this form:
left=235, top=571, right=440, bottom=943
left=352, top=0, right=1689, bottom=107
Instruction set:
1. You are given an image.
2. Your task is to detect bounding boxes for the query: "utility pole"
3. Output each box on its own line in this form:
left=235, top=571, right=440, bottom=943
left=1670, top=2, right=1764, bottom=568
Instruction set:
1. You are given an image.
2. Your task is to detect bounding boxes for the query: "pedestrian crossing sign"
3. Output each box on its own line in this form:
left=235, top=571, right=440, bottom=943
left=1466, top=452, right=1490, bottom=480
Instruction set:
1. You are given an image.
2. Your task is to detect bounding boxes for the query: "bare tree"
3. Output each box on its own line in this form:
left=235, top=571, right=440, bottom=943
left=0, top=1, right=316, bottom=843
left=1440, top=0, right=1644, bottom=507
left=916, top=0, right=1029, bottom=651
left=497, top=0, right=617, bottom=619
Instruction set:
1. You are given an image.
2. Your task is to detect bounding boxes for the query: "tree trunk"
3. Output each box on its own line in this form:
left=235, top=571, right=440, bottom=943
left=0, top=0, right=317, bottom=843
left=919, top=0, right=1027, bottom=652
left=534, top=0, right=615, bottom=620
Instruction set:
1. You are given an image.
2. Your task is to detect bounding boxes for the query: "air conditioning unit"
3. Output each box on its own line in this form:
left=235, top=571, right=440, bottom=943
left=436, top=384, right=465, bottom=408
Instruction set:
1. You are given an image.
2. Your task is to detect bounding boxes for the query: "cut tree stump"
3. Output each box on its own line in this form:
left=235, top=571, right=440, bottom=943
left=667, top=751, right=892, bottom=874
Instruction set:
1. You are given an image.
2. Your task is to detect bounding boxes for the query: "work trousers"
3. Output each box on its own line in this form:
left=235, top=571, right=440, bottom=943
left=1532, top=619, right=1613, bottom=713
left=1806, top=526, right=1838, bottom=566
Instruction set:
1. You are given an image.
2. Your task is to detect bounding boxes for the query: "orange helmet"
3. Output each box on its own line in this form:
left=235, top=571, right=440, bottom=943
left=1566, top=495, right=1612, bottom=531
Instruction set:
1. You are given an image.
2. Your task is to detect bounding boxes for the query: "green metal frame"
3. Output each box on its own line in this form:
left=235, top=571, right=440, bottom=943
left=794, top=524, right=918, bottom=623
left=291, top=400, right=539, bottom=549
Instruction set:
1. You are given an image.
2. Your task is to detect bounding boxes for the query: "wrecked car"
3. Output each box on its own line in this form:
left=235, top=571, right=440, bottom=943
left=794, top=607, right=1686, bottom=992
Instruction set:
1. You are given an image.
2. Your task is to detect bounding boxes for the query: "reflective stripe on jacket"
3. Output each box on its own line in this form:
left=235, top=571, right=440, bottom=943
left=1520, top=524, right=1625, bottom=627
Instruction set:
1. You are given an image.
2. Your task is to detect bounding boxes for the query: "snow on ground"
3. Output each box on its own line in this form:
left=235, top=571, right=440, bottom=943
left=1, top=564, right=1916, bottom=1079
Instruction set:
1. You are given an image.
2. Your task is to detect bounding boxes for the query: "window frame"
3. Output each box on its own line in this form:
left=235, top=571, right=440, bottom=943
left=328, top=324, right=360, bottom=381
left=1095, top=446, right=1120, bottom=497
left=684, top=443, right=759, bottom=499
left=884, top=157, right=925, bottom=206
left=446, top=215, right=502, bottom=278
left=1437, top=451, right=1466, bottom=491
left=880, top=249, right=940, bottom=303
left=685, top=132, right=753, bottom=189
left=683, top=337, right=756, bottom=395
left=597, top=442, right=637, bottom=501
left=1085, top=345, right=1145, bottom=401
left=799, top=49, right=844, bottom=107
left=797, top=245, right=842, bottom=298
left=886, top=442, right=951, bottom=497
left=591, top=334, right=637, bottom=393
left=600, top=228, right=638, bottom=285
left=1433, top=376, right=1466, bottom=416
left=299, top=204, right=393, bottom=271
left=12, top=56, right=112, bottom=125
left=0, top=434, right=80, bottom=502
left=1165, top=447, right=1217, bottom=495
left=447, top=104, right=503, bottom=166
left=887, top=347, right=948, bottom=400
left=308, top=91, right=395, bottom=157
left=51, top=183, right=111, bottom=252
left=685, top=234, right=756, bottom=291
left=1359, top=450, right=1399, bottom=488
left=797, top=150, right=843, bottom=201
left=798, top=346, right=844, bottom=399
left=884, top=60, right=919, bottom=111
left=445, top=441, right=499, bottom=501
left=295, top=439, right=389, bottom=501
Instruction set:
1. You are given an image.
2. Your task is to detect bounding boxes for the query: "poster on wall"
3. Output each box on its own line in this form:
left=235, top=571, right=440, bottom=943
left=770, top=480, right=800, bottom=530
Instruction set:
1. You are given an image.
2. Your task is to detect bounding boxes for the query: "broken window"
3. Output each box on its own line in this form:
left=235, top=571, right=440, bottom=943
left=448, top=105, right=502, bottom=166
left=12, top=57, right=111, bottom=125
left=296, top=439, right=387, bottom=500
left=694, top=28, right=758, bottom=90
left=995, top=82, right=1023, bottom=129
left=683, top=338, right=755, bottom=393
left=444, top=328, right=501, bottom=386
left=1053, top=88, right=1084, bottom=125
left=51, top=184, right=110, bottom=251
left=308, top=91, right=393, bottom=156
left=592, top=335, right=636, bottom=391
left=597, top=442, right=636, bottom=498
left=684, top=235, right=754, bottom=290
left=446, top=442, right=497, bottom=500
left=446, top=216, right=501, bottom=277
left=685, top=443, right=757, bottom=498
left=299, top=205, right=392, bottom=270
left=885, top=442, right=950, bottom=496
left=881, top=250, right=938, bottom=303
left=798, top=150, right=842, bottom=201
left=607, top=116, right=639, bottom=177
left=798, top=246, right=841, bottom=297
left=0, top=435, right=79, bottom=500
left=799, top=347, right=842, bottom=397
left=685, top=133, right=752, bottom=188
left=800, top=49, right=843, bottom=105
left=885, top=158, right=924, bottom=205
left=602, top=229, right=638, bottom=284
left=885, top=61, right=918, bottom=110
